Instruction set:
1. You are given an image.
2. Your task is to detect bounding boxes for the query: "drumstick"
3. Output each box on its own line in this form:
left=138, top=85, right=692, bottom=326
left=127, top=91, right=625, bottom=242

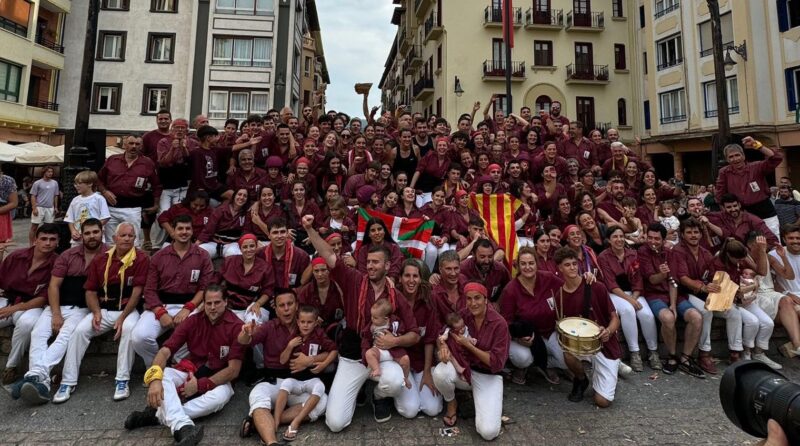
left=651, top=244, right=678, bottom=289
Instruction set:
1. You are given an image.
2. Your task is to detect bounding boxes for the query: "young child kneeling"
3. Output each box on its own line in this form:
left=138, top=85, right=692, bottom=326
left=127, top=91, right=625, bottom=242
left=362, top=298, right=412, bottom=388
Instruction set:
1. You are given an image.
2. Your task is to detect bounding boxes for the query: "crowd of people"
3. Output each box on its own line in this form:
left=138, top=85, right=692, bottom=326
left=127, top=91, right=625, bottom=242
left=2, top=89, right=799, bottom=445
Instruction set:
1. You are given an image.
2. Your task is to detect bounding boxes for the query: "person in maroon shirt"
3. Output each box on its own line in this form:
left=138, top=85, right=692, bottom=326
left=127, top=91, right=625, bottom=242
left=707, top=194, right=780, bottom=249
left=197, top=188, right=249, bottom=259
left=317, top=196, right=356, bottom=249
left=226, top=149, right=268, bottom=203
left=157, top=191, right=212, bottom=244
left=355, top=218, right=405, bottom=280
left=431, top=250, right=468, bottom=325
left=542, top=101, right=570, bottom=141
left=187, top=126, right=231, bottom=204
left=530, top=142, right=568, bottom=182
left=219, top=234, right=274, bottom=325
left=498, top=247, right=563, bottom=386
left=459, top=239, right=510, bottom=303
left=97, top=135, right=161, bottom=247
left=432, top=282, right=509, bottom=440
left=141, top=110, right=171, bottom=162
left=247, top=185, right=287, bottom=241
left=532, top=229, right=558, bottom=275
left=638, top=223, right=705, bottom=378
left=597, top=178, right=627, bottom=223
left=264, top=217, right=311, bottom=290
left=601, top=142, right=650, bottom=180
left=64, top=222, right=148, bottom=402
left=285, top=181, right=322, bottom=232
left=302, top=215, right=421, bottom=429
left=550, top=247, right=620, bottom=407
left=297, top=257, right=345, bottom=325
left=343, top=162, right=379, bottom=206
left=715, top=136, right=782, bottom=238
left=156, top=119, right=197, bottom=213
left=598, top=226, right=659, bottom=372
left=0, top=224, right=59, bottom=385
left=410, top=137, right=452, bottom=207
left=682, top=197, right=724, bottom=252
left=534, top=165, right=567, bottom=219
left=125, top=285, right=243, bottom=445
left=557, top=121, right=596, bottom=170
left=132, top=215, right=214, bottom=367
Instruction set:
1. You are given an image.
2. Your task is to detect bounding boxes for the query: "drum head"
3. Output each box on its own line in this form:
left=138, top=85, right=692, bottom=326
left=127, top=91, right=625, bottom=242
left=558, top=317, right=601, bottom=337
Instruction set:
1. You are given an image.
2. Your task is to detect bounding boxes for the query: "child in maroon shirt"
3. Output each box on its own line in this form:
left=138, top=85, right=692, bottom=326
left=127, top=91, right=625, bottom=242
left=362, top=298, right=412, bottom=388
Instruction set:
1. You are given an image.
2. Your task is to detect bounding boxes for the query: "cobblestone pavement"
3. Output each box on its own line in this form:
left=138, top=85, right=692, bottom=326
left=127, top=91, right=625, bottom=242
left=3, top=355, right=797, bottom=446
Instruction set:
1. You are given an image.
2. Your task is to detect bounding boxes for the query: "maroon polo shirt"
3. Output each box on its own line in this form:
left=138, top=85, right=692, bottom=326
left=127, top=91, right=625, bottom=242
left=245, top=205, right=286, bottom=240
left=459, top=258, right=510, bottom=302
left=597, top=199, right=625, bottom=222
left=187, top=147, right=224, bottom=196
left=445, top=209, right=483, bottom=239
left=297, top=280, right=345, bottom=325
left=144, top=244, right=213, bottom=309
left=460, top=306, right=509, bottom=374
left=601, top=156, right=651, bottom=180
left=557, top=137, right=596, bottom=169
left=142, top=129, right=170, bottom=162
left=252, top=319, right=296, bottom=370
left=319, top=215, right=356, bottom=247
left=157, top=204, right=213, bottom=240
left=98, top=154, right=161, bottom=203
left=530, top=153, right=568, bottom=181
left=498, top=272, right=564, bottom=337
left=706, top=211, right=780, bottom=248
left=672, top=244, right=715, bottom=289
left=715, top=150, right=782, bottom=208
left=156, top=136, right=199, bottom=167
left=84, top=248, right=149, bottom=310
left=597, top=248, right=643, bottom=293
left=0, top=247, right=57, bottom=304
left=163, top=310, right=245, bottom=373
left=405, top=295, right=439, bottom=373
left=637, top=244, right=686, bottom=304
left=711, top=257, right=745, bottom=284
left=355, top=241, right=405, bottom=280
left=535, top=252, right=559, bottom=275
left=285, top=200, right=322, bottom=231
left=342, top=174, right=373, bottom=200
left=636, top=204, right=658, bottom=228
left=532, top=182, right=567, bottom=214
left=558, top=281, right=621, bottom=360
left=330, top=257, right=418, bottom=336
left=219, top=255, right=275, bottom=310
left=264, top=245, right=310, bottom=289
left=293, top=326, right=337, bottom=357
left=197, top=203, right=247, bottom=243
left=431, top=279, right=467, bottom=325
left=393, top=206, right=424, bottom=219
left=227, top=167, right=268, bottom=202
left=415, top=152, right=450, bottom=191
left=52, top=244, right=108, bottom=307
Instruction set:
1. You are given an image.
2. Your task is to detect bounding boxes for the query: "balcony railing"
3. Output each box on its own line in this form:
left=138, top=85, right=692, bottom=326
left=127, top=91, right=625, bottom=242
left=700, top=41, right=732, bottom=57
left=566, top=11, right=604, bottom=29
left=525, top=8, right=563, bottom=27
left=424, top=11, right=442, bottom=40
left=482, top=60, right=525, bottom=78
left=704, top=106, right=740, bottom=118
left=660, top=114, right=687, bottom=124
left=484, top=6, right=522, bottom=26
left=656, top=57, right=683, bottom=71
left=35, top=33, right=65, bottom=54
left=654, top=1, right=680, bottom=19
left=403, top=45, right=422, bottom=73
left=412, top=77, right=434, bottom=98
left=27, top=99, right=59, bottom=111
left=566, top=63, right=609, bottom=81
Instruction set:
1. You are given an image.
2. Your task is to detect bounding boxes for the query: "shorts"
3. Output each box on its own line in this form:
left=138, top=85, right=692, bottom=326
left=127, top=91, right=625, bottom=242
left=648, top=299, right=694, bottom=320
left=31, top=207, right=55, bottom=224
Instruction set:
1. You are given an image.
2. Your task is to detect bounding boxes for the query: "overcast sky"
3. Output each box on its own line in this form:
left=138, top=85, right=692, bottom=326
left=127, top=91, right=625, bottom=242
left=317, top=1, right=396, bottom=116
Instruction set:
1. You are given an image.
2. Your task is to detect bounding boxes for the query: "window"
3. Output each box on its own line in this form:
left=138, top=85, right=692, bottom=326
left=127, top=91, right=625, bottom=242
left=778, top=0, right=800, bottom=31
left=656, top=34, right=682, bottom=70
left=576, top=96, right=595, bottom=130
left=101, top=0, right=129, bottom=10
left=493, top=94, right=508, bottom=115
left=437, top=45, right=442, bottom=70
left=639, top=5, right=645, bottom=27
left=699, top=12, right=733, bottom=57
left=644, top=100, right=651, bottom=129
left=97, top=31, right=126, bottom=61
left=492, top=38, right=506, bottom=65
left=535, top=95, right=551, bottom=113
left=787, top=66, right=800, bottom=111
left=0, top=0, right=31, bottom=37
left=151, top=0, right=177, bottom=12
left=92, top=83, right=122, bottom=114
left=703, top=76, right=739, bottom=117
left=643, top=51, right=648, bottom=74
left=0, top=60, right=22, bottom=102
left=654, top=0, right=679, bottom=18
left=659, top=88, right=686, bottom=123
left=617, top=98, right=627, bottom=125
left=612, top=0, right=623, bottom=17
left=614, top=44, right=626, bottom=70
left=215, top=0, right=274, bottom=16
left=436, top=97, right=442, bottom=116
left=146, top=33, right=175, bottom=63
left=534, top=40, right=553, bottom=66
left=208, top=90, right=269, bottom=119
left=142, top=85, right=171, bottom=114
left=212, top=36, right=272, bottom=67
left=304, top=56, right=312, bottom=77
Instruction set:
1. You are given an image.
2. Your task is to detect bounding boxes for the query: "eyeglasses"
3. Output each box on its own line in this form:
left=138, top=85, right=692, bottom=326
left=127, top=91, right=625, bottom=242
left=342, top=134, right=351, bottom=138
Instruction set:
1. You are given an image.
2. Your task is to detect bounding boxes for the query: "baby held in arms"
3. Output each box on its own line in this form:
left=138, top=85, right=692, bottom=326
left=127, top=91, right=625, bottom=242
left=439, top=312, right=477, bottom=382
left=363, top=298, right=412, bottom=388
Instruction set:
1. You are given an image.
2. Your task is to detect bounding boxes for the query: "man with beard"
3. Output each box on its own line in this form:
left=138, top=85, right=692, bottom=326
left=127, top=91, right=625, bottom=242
left=142, top=110, right=172, bottom=162
left=267, top=124, right=298, bottom=165
left=557, top=121, right=596, bottom=170
left=302, top=215, right=420, bottom=429
left=264, top=217, right=310, bottom=290
left=680, top=197, right=723, bottom=251
left=412, top=118, right=433, bottom=158
left=707, top=194, right=779, bottom=248
left=773, top=185, right=800, bottom=231
left=11, top=219, right=105, bottom=405
left=125, top=285, right=243, bottom=445
left=597, top=178, right=627, bottom=222
left=459, top=239, right=510, bottom=303
left=543, top=101, right=570, bottom=141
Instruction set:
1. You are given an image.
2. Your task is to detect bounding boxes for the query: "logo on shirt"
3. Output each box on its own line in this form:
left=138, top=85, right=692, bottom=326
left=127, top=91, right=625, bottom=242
left=749, top=182, right=761, bottom=193
left=419, top=326, right=426, bottom=337
left=334, top=308, right=344, bottom=321
left=547, top=296, right=555, bottom=311
left=308, top=343, right=319, bottom=356
left=127, top=277, right=134, bottom=286
left=34, top=283, right=46, bottom=295
left=134, top=177, right=146, bottom=189
left=190, top=269, right=200, bottom=283
left=391, top=320, right=399, bottom=336
left=238, top=216, right=246, bottom=227
left=248, top=286, right=259, bottom=292
left=220, top=345, right=230, bottom=359
left=288, top=273, right=297, bottom=286
left=203, top=217, right=209, bottom=225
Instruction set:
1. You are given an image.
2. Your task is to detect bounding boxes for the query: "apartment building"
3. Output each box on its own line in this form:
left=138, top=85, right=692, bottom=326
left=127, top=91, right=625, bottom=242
left=637, top=0, right=800, bottom=184
left=0, top=0, right=70, bottom=143
left=380, top=0, right=641, bottom=141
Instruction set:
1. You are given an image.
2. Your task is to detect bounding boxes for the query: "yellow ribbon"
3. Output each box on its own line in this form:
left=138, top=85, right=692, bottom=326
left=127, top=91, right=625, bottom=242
left=103, top=245, right=137, bottom=309
left=144, top=365, right=163, bottom=385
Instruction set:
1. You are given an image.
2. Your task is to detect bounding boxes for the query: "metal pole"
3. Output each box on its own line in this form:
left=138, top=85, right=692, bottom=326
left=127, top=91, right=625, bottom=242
left=72, top=0, right=99, bottom=149
left=504, top=0, right=513, bottom=115
left=708, top=0, right=730, bottom=181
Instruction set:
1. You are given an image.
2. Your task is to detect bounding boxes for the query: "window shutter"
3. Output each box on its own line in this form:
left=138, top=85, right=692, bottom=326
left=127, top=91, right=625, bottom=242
left=778, top=0, right=789, bottom=32
left=787, top=68, right=797, bottom=111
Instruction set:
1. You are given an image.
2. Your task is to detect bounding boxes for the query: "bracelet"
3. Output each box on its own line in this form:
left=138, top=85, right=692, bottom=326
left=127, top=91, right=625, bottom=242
left=154, top=306, right=168, bottom=320
left=144, top=365, right=163, bottom=385
left=183, top=301, right=196, bottom=312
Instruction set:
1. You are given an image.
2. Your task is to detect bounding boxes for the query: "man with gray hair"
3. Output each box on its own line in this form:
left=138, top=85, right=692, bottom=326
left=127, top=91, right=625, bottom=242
left=601, top=142, right=650, bottom=179
left=715, top=136, right=782, bottom=239
left=225, top=148, right=267, bottom=202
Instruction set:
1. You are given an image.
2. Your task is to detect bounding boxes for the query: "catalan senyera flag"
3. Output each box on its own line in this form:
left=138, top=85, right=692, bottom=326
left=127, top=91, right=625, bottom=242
left=469, top=193, right=521, bottom=273
left=356, top=208, right=435, bottom=259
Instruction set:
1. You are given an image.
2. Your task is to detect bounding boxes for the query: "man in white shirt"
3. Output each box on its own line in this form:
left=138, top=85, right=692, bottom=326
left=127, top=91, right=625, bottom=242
left=29, top=166, right=60, bottom=245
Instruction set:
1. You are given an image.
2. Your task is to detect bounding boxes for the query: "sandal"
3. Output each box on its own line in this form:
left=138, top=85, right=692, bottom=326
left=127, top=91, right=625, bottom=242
left=239, top=416, right=254, bottom=438
left=533, top=366, right=560, bottom=385
left=282, top=425, right=298, bottom=442
left=443, top=410, right=458, bottom=427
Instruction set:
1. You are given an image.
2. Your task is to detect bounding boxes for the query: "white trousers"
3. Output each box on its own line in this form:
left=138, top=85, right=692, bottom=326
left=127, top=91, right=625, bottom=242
left=249, top=378, right=327, bottom=422
left=106, top=207, right=143, bottom=248
left=0, top=298, right=44, bottom=368
left=763, top=216, right=781, bottom=241
left=132, top=305, right=191, bottom=366
left=393, top=370, right=443, bottom=418
left=159, top=187, right=187, bottom=212
left=156, top=368, right=234, bottom=434
left=740, top=302, right=775, bottom=350
left=325, top=357, right=406, bottom=432
left=689, top=294, right=747, bottom=351
left=25, top=306, right=90, bottom=386
left=62, top=309, right=139, bottom=386
left=544, top=332, right=620, bottom=402
left=199, top=242, right=241, bottom=259
left=424, top=242, right=450, bottom=273
left=415, top=192, right=433, bottom=209
left=432, top=362, right=503, bottom=441
left=609, top=294, right=658, bottom=352
left=508, top=340, right=534, bottom=369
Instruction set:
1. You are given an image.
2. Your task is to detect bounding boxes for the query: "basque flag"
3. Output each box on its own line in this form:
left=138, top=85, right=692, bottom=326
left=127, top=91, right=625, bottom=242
left=356, top=208, right=435, bottom=259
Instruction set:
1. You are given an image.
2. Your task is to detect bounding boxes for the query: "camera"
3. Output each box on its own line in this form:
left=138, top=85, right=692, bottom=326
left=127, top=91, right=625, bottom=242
left=720, top=360, right=800, bottom=444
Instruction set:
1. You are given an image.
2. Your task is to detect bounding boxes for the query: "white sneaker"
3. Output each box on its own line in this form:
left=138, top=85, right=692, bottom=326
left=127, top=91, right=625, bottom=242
left=753, top=353, right=783, bottom=370
left=743, top=351, right=752, bottom=360
left=113, top=380, right=130, bottom=401
left=618, top=361, right=633, bottom=377
left=52, top=384, right=74, bottom=404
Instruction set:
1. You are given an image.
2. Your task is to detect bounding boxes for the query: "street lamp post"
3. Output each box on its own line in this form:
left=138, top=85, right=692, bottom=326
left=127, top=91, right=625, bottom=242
left=708, top=0, right=730, bottom=181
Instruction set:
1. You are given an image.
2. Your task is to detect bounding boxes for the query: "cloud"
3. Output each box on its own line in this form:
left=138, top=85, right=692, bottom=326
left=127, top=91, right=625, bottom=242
left=317, top=1, right=396, bottom=116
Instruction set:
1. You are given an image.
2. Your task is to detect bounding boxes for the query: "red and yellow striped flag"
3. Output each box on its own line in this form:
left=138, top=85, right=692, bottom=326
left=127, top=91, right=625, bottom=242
left=469, top=193, right=520, bottom=273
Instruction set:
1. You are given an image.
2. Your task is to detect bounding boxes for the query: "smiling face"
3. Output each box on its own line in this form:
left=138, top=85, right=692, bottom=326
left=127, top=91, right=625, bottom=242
left=275, top=293, right=297, bottom=325
left=518, top=252, right=537, bottom=279
left=366, top=250, right=389, bottom=281
left=292, top=183, right=306, bottom=202
left=401, top=263, right=421, bottom=295
left=566, top=227, right=584, bottom=248
left=233, top=189, right=248, bottom=208
left=466, top=290, right=487, bottom=318
left=240, top=238, right=257, bottom=260
left=268, top=225, right=288, bottom=248
left=368, top=223, right=385, bottom=244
